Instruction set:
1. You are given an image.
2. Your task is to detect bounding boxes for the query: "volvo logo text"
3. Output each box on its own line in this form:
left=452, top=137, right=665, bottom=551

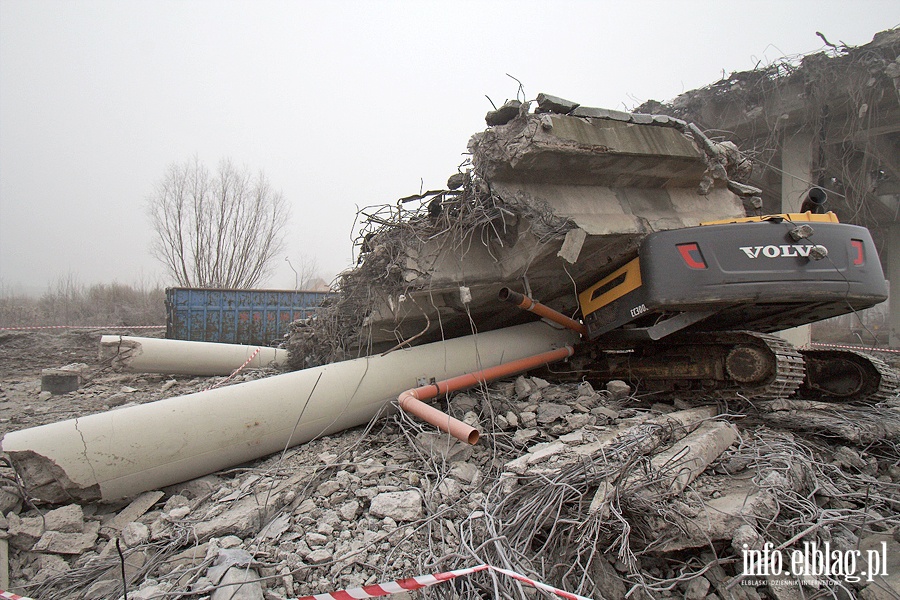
left=739, top=244, right=820, bottom=259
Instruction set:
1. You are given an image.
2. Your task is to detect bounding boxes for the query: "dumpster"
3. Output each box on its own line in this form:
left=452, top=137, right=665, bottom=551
left=165, top=287, right=334, bottom=345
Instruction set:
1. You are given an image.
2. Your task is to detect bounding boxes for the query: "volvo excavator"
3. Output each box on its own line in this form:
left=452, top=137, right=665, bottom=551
left=568, top=201, right=896, bottom=402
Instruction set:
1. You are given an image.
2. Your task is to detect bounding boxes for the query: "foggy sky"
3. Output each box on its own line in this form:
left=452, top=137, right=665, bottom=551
left=1, top=0, right=898, bottom=295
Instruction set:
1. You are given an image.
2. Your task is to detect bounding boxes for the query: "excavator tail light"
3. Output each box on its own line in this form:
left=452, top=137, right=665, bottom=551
left=851, top=240, right=865, bottom=266
left=677, top=243, right=707, bottom=269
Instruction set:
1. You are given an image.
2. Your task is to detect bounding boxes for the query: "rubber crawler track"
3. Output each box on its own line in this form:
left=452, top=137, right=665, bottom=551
left=798, top=348, right=900, bottom=403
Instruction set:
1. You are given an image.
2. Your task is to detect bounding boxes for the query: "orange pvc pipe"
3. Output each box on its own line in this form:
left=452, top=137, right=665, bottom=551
left=397, top=345, right=575, bottom=444
left=498, top=288, right=588, bottom=337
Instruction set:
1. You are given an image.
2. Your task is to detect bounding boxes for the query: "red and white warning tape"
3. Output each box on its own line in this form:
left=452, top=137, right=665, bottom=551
left=202, top=347, right=262, bottom=391
left=1, top=562, right=593, bottom=600
left=809, top=342, right=900, bottom=354
left=295, top=563, right=593, bottom=600
left=0, top=325, right=165, bottom=331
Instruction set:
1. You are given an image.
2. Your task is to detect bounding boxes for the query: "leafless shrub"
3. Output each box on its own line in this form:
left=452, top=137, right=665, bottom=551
left=0, top=277, right=165, bottom=327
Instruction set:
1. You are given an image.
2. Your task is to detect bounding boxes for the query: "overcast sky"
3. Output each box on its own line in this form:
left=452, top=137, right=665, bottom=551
left=1, top=1, right=898, bottom=295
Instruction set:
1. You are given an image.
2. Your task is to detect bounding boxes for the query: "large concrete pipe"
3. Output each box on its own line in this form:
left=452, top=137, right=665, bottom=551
left=5, top=322, right=579, bottom=503
left=99, top=335, right=288, bottom=376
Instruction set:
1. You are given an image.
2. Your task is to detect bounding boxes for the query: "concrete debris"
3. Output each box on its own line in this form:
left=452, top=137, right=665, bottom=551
left=535, top=92, right=580, bottom=114
left=40, top=363, right=88, bottom=395
left=0, top=345, right=898, bottom=599
left=369, top=491, right=423, bottom=522
left=485, top=99, right=522, bottom=126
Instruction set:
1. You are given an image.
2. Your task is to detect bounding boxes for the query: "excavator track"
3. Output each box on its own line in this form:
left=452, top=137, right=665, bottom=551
left=696, top=331, right=806, bottom=400
left=797, top=348, right=900, bottom=403
left=580, top=331, right=806, bottom=399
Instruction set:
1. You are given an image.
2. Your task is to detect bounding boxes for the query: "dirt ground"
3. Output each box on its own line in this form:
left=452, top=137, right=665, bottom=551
left=2, top=329, right=900, bottom=600
left=0, top=330, right=169, bottom=438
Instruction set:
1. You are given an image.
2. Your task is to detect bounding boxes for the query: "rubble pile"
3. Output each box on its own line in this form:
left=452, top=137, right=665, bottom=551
left=286, top=95, right=760, bottom=370
left=2, top=358, right=899, bottom=599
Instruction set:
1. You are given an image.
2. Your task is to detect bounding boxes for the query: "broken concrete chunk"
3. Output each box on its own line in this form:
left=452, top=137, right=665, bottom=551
left=338, top=500, right=360, bottom=521
left=109, top=490, right=164, bottom=531
left=7, top=512, right=44, bottom=550
left=447, top=172, right=467, bottom=190
left=630, top=112, right=654, bottom=124
left=34, top=553, right=70, bottom=584
left=122, top=521, right=150, bottom=547
left=369, top=491, right=423, bottom=521
left=44, top=503, right=85, bottom=533
left=834, top=445, right=866, bottom=470
left=535, top=92, right=580, bottom=114
left=683, top=576, right=711, bottom=600
left=192, top=497, right=263, bottom=540
left=436, top=478, right=462, bottom=500
left=570, top=106, right=612, bottom=119
left=33, top=521, right=99, bottom=554
left=485, top=99, right=522, bottom=126
left=607, top=109, right=633, bottom=122
left=514, top=376, right=536, bottom=399
left=591, top=406, right=620, bottom=420
left=414, top=432, right=473, bottom=462
left=208, top=548, right=264, bottom=600
left=606, top=380, right=631, bottom=399
left=449, top=461, right=480, bottom=485
left=536, top=402, right=572, bottom=424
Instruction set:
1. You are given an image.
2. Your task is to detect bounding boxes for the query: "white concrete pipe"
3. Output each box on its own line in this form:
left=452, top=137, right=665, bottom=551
left=99, top=335, right=288, bottom=376
left=6, top=321, right=579, bottom=502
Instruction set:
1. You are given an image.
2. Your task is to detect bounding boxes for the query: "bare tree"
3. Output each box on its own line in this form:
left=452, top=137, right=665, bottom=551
left=148, top=158, right=290, bottom=288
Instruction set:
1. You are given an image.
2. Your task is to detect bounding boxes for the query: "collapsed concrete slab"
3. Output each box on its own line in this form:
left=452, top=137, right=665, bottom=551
left=306, top=100, right=751, bottom=363
left=4, top=321, right=578, bottom=503
left=99, top=335, right=288, bottom=376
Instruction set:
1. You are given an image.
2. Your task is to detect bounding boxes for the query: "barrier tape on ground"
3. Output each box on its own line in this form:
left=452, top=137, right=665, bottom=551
left=295, top=563, right=593, bottom=600
left=809, top=342, right=900, bottom=354
left=0, top=325, right=165, bottom=331
left=0, top=562, right=594, bottom=600
left=202, top=347, right=262, bottom=391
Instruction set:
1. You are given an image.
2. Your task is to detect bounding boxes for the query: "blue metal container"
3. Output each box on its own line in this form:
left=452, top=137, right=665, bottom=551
left=165, top=287, right=334, bottom=345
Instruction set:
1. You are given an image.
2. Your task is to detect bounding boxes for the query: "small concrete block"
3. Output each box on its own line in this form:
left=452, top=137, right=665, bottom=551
left=630, top=112, right=654, bottom=124
left=41, top=369, right=81, bottom=395
left=651, top=114, right=671, bottom=125
left=44, top=504, right=85, bottom=533
left=33, top=521, right=99, bottom=554
left=108, top=490, right=164, bottom=531
left=558, top=227, right=587, bottom=264
left=369, top=491, right=423, bottom=521
left=535, top=92, right=580, bottom=114
left=607, top=109, right=633, bottom=122
left=485, top=100, right=522, bottom=126
left=7, top=512, right=44, bottom=550
left=606, top=380, right=632, bottom=399
left=122, top=521, right=150, bottom=547
left=571, top=106, right=611, bottom=119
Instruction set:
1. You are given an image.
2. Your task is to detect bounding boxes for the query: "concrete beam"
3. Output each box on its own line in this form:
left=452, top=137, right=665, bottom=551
left=99, top=336, right=288, bottom=376
left=4, top=321, right=579, bottom=503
